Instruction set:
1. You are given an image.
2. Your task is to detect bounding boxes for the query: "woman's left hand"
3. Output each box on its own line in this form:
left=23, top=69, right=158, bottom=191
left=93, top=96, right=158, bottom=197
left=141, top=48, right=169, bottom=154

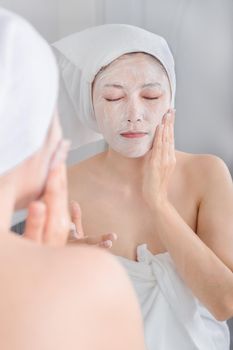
left=68, top=200, right=118, bottom=249
left=142, top=109, right=176, bottom=209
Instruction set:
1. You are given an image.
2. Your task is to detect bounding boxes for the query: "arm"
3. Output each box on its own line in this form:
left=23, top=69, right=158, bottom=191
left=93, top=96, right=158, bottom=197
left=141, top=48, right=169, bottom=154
left=151, top=189, right=233, bottom=321
left=143, top=110, right=233, bottom=321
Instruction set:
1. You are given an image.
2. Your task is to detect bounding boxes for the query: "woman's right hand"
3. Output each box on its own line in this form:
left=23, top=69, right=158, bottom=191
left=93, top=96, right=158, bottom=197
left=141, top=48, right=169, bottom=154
left=23, top=140, right=117, bottom=249
left=23, top=157, right=71, bottom=246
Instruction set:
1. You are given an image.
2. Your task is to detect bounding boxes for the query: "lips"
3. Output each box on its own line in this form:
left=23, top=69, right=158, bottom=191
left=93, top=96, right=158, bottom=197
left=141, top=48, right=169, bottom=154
left=120, top=131, right=148, bottom=138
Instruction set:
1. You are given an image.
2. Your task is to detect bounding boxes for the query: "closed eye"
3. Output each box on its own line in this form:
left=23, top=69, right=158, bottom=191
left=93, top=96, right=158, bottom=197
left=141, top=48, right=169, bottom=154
left=143, top=97, right=159, bottom=100
left=105, top=97, right=123, bottom=102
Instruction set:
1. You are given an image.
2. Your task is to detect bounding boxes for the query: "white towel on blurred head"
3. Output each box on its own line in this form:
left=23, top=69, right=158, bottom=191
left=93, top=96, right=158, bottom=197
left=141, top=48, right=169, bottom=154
left=52, top=24, right=176, bottom=150
left=0, top=8, right=58, bottom=175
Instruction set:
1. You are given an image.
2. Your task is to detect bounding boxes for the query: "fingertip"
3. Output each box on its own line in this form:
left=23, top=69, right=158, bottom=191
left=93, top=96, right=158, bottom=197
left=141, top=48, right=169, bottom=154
left=70, top=200, right=82, bottom=215
left=71, top=200, right=80, bottom=208
left=103, top=240, right=113, bottom=248
left=110, top=233, right=118, bottom=241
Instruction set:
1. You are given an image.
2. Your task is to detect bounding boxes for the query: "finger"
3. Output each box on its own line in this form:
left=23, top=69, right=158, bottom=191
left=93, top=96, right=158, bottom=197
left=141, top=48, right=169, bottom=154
left=69, top=222, right=78, bottom=240
left=102, top=233, right=118, bottom=241
left=161, top=114, right=170, bottom=165
left=99, top=240, right=113, bottom=249
left=152, top=124, right=159, bottom=149
left=40, top=139, right=71, bottom=246
left=150, top=125, right=159, bottom=160
left=23, top=201, right=46, bottom=244
left=170, top=109, right=176, bottom=143
left=43, top=162, right=70, bottom=246
left=98, top=233, right=118, bottom=248
left=152, top=109, right=171, bottom=154
left=45, top=161, right=67, bottom=196
left=163, top=110, right=172, bottom=142
left=68, top=238, right=114, bottom=249
left=82, top=233, right=117, bottom=245
left=70, top=200, right=84, bottom=238
left=50, top=140, right=70, bottom=171
left=162, top=113, right=167, bottom=125
left=45, top=140, right=70, bottom=198
left=69, top=233, right=117, bottom=246
left=151, top=123, right=163, bottom=162
left=168, top=110, right=176, bottom=162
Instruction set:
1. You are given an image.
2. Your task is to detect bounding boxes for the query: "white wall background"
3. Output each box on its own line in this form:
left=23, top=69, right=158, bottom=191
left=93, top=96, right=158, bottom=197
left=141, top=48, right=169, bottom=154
left=1, top=0, right=233, bottom=174
left=0, top=0, right=58, bottom=41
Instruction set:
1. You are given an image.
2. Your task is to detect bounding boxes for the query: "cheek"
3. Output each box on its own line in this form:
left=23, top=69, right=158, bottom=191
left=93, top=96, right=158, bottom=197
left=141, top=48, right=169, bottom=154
left=151, top=97, right=170, bottom=121
left=95, top=101, right=124, bottom=131
left=143, top=103, right=163, bottom=125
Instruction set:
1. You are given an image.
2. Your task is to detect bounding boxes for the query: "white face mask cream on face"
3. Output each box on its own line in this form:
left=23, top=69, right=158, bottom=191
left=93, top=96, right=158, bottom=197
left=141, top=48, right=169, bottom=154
left=93, top=53, right=172, bottom=158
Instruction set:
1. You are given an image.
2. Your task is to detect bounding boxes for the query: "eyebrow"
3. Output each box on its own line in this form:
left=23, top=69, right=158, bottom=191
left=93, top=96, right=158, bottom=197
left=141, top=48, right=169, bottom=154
left=103, top=84, right=124, bottom=89
left=103, top=82, right=162, bottom=89
left=142, top=83, right=162, bottom=88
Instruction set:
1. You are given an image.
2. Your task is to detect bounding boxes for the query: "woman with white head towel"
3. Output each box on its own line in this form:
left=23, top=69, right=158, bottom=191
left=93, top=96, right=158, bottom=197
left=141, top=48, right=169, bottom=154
left=54, top=24, right=233, bottom=349
left=0, top=9, right=145, bottom=350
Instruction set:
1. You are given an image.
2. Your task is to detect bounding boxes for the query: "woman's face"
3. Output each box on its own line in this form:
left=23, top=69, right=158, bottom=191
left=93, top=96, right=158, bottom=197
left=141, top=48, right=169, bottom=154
left=92, top=53, right=171, bottom=158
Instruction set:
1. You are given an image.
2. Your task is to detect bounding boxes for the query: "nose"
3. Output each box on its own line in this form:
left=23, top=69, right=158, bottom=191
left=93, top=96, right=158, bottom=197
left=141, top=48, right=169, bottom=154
left=127, top=116, right=142, bottom=123
left=126, top=99, right=144, bottom=123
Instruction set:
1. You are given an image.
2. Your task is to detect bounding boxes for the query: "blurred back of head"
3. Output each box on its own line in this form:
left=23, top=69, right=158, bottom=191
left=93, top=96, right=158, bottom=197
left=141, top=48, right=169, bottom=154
left=0, top=8, right=58, bottom=176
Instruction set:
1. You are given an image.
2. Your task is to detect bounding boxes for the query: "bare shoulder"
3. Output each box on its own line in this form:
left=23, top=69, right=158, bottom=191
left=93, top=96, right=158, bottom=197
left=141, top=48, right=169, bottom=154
left=0, top=237, right=143, bottom=349
left=1, top=235, right=125, bottom=295
left=3, top=240, right=122, bottom=309
left=34, top=246, right=143, bottom=349
left=175, top=150, right=232, bottom=193
left=177, top=149, right=222, bottom=166
left=176, top=150, right=231, bottom=176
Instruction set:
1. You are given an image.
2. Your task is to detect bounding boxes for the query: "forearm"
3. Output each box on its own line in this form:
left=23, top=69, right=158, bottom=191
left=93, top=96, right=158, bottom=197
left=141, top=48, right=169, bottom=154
left=151, top=200, right=233, bottom=320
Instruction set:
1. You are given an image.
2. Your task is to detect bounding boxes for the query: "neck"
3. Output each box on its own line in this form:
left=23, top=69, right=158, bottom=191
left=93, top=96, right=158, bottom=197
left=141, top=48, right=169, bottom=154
left=103, top=147, right=146, bottom=187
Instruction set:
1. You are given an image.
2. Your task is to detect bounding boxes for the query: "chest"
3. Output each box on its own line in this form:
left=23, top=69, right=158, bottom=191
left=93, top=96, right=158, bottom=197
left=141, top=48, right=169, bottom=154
left=72, top=181, right=199, bottom=260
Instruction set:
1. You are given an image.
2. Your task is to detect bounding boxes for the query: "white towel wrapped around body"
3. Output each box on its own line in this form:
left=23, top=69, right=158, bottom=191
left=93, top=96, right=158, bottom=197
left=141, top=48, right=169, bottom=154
left=117, top=244, right=230, bottom=350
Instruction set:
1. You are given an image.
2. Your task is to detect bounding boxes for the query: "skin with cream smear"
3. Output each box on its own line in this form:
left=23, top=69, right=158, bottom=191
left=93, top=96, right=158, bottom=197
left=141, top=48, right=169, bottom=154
left=93, top=53, right=171, bottom=158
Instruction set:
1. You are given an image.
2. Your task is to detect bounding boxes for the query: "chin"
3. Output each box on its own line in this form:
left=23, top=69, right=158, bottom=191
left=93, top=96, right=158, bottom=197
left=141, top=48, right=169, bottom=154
left=127, top=152, right=148, bottom=159
left=119, top=143, right=152, bottom=158
left=120, top=148, right=150, bottom=158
